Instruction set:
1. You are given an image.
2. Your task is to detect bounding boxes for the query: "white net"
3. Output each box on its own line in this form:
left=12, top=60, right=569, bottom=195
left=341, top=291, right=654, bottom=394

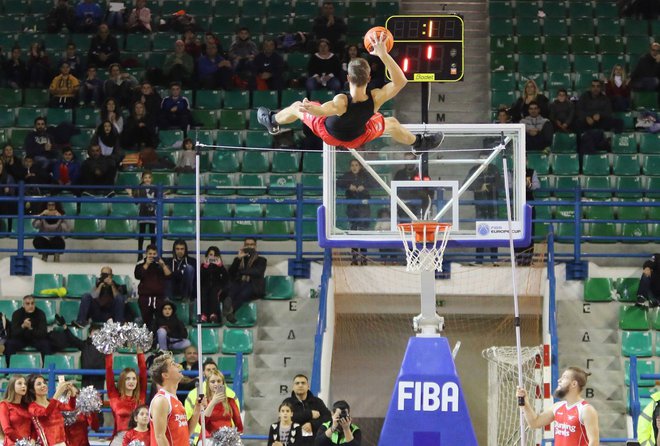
left=482, top=346, right=544, bottom=446
left=397, top=222, right=451, bottom=272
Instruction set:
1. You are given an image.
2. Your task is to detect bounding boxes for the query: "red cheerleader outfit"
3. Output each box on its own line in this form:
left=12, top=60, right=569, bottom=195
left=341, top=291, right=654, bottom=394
left=0, top=400, right=34, bottom=446
left=203, top=397, right=243, bottom=439
left=122, top=428, right=151, bottom=446
left=106, top=353, right=148, bottom=439
left=29, top=397, right=76, bottom=446
left=65, top=412, right=101, bottom=446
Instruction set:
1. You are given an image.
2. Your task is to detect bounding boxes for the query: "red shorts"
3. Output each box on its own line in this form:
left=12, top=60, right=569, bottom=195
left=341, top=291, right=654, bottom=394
left=301, top=102, right=385, bottom=149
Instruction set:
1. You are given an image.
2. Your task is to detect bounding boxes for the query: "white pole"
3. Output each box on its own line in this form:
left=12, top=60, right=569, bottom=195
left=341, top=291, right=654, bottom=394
left=502, top=157, right=526, bottom=446
left=194, top=144, right=206, bottom=445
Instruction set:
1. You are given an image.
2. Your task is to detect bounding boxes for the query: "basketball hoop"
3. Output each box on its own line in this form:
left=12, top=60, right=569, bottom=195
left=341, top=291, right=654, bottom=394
left=397, top=221, right=452, bottom=272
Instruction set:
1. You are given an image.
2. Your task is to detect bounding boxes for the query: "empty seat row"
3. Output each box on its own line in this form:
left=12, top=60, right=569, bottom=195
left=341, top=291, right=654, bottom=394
left=535, top=199, right=660, bottom=220
left=491, top=17, right=657, bottom=38
left=535, top=221, right=660, bottom=242
left=490, top=1, right=621, bottom=20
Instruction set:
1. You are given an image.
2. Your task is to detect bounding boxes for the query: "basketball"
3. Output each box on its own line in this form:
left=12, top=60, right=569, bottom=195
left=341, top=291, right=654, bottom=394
left=363, top=26, right=394, bottom=53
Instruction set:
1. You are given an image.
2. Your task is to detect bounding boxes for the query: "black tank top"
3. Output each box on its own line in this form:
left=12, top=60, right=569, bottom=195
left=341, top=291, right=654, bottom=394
left=325, top=91, right=375, bottom=141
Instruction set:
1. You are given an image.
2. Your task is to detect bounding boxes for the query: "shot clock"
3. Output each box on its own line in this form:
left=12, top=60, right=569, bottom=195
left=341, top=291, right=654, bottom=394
left=384, top=15, right=464, bottom=82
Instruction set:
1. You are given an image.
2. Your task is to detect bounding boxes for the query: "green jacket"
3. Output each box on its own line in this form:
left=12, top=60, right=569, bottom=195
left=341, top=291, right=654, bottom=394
left=320, top=420, right=360, bottom=444
left=637, top=391, right=660, bottom=446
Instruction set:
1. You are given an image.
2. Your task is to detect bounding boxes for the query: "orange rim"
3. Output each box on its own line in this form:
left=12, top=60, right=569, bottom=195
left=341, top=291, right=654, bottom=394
left=397, top=221, right=452, bottom=243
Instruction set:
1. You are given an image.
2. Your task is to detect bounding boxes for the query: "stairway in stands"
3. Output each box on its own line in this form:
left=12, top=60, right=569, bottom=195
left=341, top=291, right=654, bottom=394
left=395, top=0, right=489, bottom=124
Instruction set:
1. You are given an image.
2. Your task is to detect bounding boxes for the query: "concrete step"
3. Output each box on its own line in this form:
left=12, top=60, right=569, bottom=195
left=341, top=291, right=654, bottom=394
left=253, top=339, right=314, bottom=354
left=253, top=353, right=312, bottom=371
left=257, top=298, right=319, bottom=325
left=558, top=327, right=620, bottom=346
left=557, top=300, right=619, bottom=329
left=256, top=325, right=316, bottom=341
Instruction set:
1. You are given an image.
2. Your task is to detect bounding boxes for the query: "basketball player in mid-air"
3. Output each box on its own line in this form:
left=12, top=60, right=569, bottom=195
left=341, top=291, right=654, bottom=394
left=517, top=367, right=600, bottom=446
left=258, top=33, right=443, bottom=152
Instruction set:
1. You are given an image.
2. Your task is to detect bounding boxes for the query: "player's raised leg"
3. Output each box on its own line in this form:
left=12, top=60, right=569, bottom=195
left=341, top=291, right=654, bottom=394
left=384, top=117, right=444, bottom=152
left=257, top=102, right=304, bottom=135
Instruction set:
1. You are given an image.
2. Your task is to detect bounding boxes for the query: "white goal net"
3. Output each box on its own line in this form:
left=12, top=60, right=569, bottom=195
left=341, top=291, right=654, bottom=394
left=482, top=346, right=545, bottom=446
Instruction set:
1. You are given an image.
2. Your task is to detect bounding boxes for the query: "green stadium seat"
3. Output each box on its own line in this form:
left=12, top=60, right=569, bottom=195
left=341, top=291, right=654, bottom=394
left=542, top=2, right=567, bottom=19
left=112, top=355, right=138, bottom=371
left=623, top=18, right=650, bottom=37
left=218, top=355, right=249, bottom=382
left=491, top=17, right=514, bottom=36
left=517, top=36, right=543, bottom=54
left=167, top=218, right=195, bottom=237
left=271, top=152, right=300, bottom=173
left=552, top=154, right=580, bottom=175
left=611, top=134, right=638, bottom=154
left=74, top=108, right=97, bottom=128
left=601, top=55, right=625, bottom=76
left=526, top=153, right=550, bottom=175
left=491, top=53, right=515, bottom=71
left=235, top=203, right=262, bottom=219
left=237, top=174, right=266, bottom=196
left=582, top=154, right=610, bottom=176
left=617, top=200, right=646, bottom=219
left=158, top=129, right=184, bottom=148
left=302, top=205, right=318, bottom=237
left=265, top=17, right=291, bottom=34
left=583, top=176, right=611, bottom=199
left=80, top=201, right=108, bottom=216
left=573, top=57, right=599, bottom=78
left=554, top=176, right=580, bottom=199
left=586, top=222, right=618, bottom=243
left=515, top=1, right=540, bottom=18
left=252, top=90, right=279, bottom=110
left=211, top=151, right=240, bottom=173
left=642, top=156, right=660, bottom=175
left=231, top=219, right=259, bottom=235
left=626, top=36, right=652, bottom=57
left=613, top=155, right=641, bottom=176
left=545, top=54, right=571, bottom=73
left=625, top=359, right=655, bottom=387
left=616, top=278, right=640, bottom=303
left=647, top=177, right=660, bottom=198
left=621, top=222, right=648, bottom=241
left=490, top=36, right=515, bottom=53
left=195, top=90, right=223, bottom=110
left=205, top=173, right=235, bottom=196
left=149, top=172, right=174, bottom=187
left=23, top=89, right=49, bottom=107
left=189, top=327, right=220, bottom=354
left=66, top=274, right=95, bottom=299
left=310, top=90, right=335, bottom=103
left=58, top=300, right=80, bottom=326
left=517, top=19, right=541, bottom=36
left=302, top=174, right=323, bottom=196
left=105, top=218, right=135, bottom=239
left=598, top=35, right=625, bottom=54
left=0, top=299, right=20, bottom=317
left=33, top=273, right=64, bottom=298
left=17, top=107, right=46, bottom=127
left=125, top=33, right=150, bottom=51
left=264, top=275, right=294, bottom=300
left=639, top=134, right=660, bottom=154
left=245, top=131, right=273, bottom=149
left=583, top=278, right=614, bottom=302
left=170, top=203, right=196, bottom=217
left=44, top=353, right=77, bottom=378
left=237, top=16, right=264, bottom=33
left=241, top=150, right=270, bottom=173
left=622, top=331, right=653, bottom=357
left=35, top=300, right=55, bottom=324
left=115, top=172, right=141, bottom=190
left=491, top=90, right=515, bottom=110
left=517, top=54, right=543, bottom=75
left=543, top=19, right=568, bottom=36
left=73, top=218, right=102, bottom=238
left=292, top=16, right=314, bottom=32
left=10, top=353, right=41, bottom=369
left=491, top=72, right=516, bottom=92
left=221, top=328, right=253, bottom=354
left=570, top=18, right=595, bottom=36
left=223, top=91, right=250, bottom=109
left=568, top=2, right=593, bottom=18
left=546, top=72, right=571, bottom=92
left=151, top=32, right=177, bottom=52
left=0, top=108, right=15, bottom=127
left=302, top=152, right=323, bottom=173
left=348, top=1, right=373, bottom=17
left=263, top=219, right=291, bottom=239
left=70, top=128, right=94, bottom=149
left=48, top=107, right=73, bottom=124
left=269, top=174, right=296, bottom=196
left=551, top=133, right=577, bottom=153
left=633, top=92, right=659, bottom=109
left=0, top=88, right=22, bottom=107
left=616, top=177, right=643, bottom=199
left=619, top=304, right=650, bottom=330
left=595, top=2, right=619, bottom=19
left=219, top=110, right=246, bottom=130
left=583, top=202, right=615, bottom=220
left=191, top=109, right=217, bottom=130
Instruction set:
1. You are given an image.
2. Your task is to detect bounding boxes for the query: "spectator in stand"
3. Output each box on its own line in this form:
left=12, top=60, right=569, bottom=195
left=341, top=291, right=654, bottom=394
left=47, top=0, right=76, bottom=33
left=576, top=79, right=623, bottom=134
left=494, top=108, right=511, bottom=123
left=467, top=153, right=501, bottom=265
left=4, top=295, right=53, bottom=362
left=0, top=375, right=33, bottom=446
left=105, top=349, right=147, bottom=446
left=126, top=0, right=152, bottom=33
left=134, top=244, right=172, bottom=326
left=59, top=42, right=84, bottom=79
left=80, top=65, right=104, bottom=106
left=605, top=64, right=632, bottom=112
left=200, top=246, right=229, bottom=323
left=282, top=374, right=331, bottom=444
left=1, top=144, right=24, bottom=182
left=549, top=88, right=574, bottom=133
left=122, top=101, right=157, bottom=150
left=520, top=101, right=554, bottom=152
left=164, top=239, right=196, bottom=301
left=180, top=345, right=198, bottom=371
left=339, top=159, right=372, bottom=265
left=637, top=254, right=660, bottom=308
left=92, top=120, right=122, bottom=164
left=306, top=39, right=342, bottom=94
left=22, top=156, right=50, bottom=195
left=201, top=31, right=222, bottom=54
left=510, top=79, right=549, bottom=122
left=26, top=376, right=77, bottom=446
left=73, top=266, right=127, bottom=327
left=3, top=47, right=27, bottom=88
left=253, top=38, right=284, bottom=91
left=158, top=82, right=192, bottom=131
left=631, top=42, right=660, bottom=93
left=49, top=62, right=80, bottom=108
left=268, top=401, right=304, bottom=446
left=26, top=42, right=51, bottom=88
left=222, top=238, right=267, bottom=323
left=229, top=27, right=258, bottom=82
left=133, top=81, right=162, bottom=118
left=197, top=43, right=234, bottom=90
left=79, top=144, right=117, bottom=193
left=183, top=30, right=202, bottom=59
left=88, top=24, right=120, bottom=69
left=163, top=39, right=194, bottom=86
left=313, top=1, right=347, bottom=53
left=175, top=138, right=196, bottom=173
left=341, top=44, right=360, bottom=88
left=52, top=147, right=81, bottom=189
left=32, top=201, right=69, bottom=262
left=366, top=52, right=386, bottom=90
left=154, top=300, right=190, bottom=351
left=104, top=64, right=138, bottom=109
left=0, top=160, right=17, bottom=231
left=201, top=370, right=243, bottom=438
left=101, top=96, right=124, bottom=133
left=50, top=323, right=105, bottom=389
left=75, top=0, right=103, bottom=32
left=24, top=117, right=55, bottom=171
left=122, top=405, right=150, bottom=446
left=128, top=171, right=158, bottom=256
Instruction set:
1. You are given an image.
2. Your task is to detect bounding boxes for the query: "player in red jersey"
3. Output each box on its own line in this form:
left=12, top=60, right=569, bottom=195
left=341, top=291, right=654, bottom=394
left=149, top=351, right=202, bottom=446
left=517, top=366, right=600, bottom=446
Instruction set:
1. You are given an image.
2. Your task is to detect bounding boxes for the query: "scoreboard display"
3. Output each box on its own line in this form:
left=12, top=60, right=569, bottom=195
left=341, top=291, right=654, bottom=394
left=385, top=15, right=464, bottom=82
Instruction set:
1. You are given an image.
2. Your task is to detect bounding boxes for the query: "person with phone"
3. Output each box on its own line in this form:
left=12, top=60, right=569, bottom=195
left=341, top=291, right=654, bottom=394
left=201, top=370, right=243, bottom=440
left=315, top=400, right=361, bottom=445
left=200, top=246, right=229, bottom=323
left=134, top=244, right=172, bottom=327
left=222, top=238, right=267, bottom=324
left=26, top=374, right=78, bottom=446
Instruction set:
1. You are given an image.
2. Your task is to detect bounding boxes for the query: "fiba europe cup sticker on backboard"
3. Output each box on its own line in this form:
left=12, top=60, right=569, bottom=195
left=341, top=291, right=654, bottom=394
left=475, top=221, right=523, bottom=239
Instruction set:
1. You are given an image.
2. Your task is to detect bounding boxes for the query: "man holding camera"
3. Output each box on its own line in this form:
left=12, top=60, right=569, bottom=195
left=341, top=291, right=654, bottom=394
left=222, top=238, right=267, bottom=324
left=72, top=266, right=127, bottom=327
left=134, top=244, right=172, bottom=327
left=315, top=400, right=361, bottom=446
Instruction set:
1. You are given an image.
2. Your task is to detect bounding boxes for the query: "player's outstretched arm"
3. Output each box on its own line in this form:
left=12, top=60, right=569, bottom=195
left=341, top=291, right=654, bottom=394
left=370, top=34, right=407, bottom=109
left=516, top=388, right=555, bottom=429
left=298, top=96, right=348, bottom=117
left=582, top=405, right=599, bottom=446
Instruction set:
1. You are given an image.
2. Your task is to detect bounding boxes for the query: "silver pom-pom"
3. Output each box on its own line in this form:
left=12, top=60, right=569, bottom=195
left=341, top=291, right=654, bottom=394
left=127, top=441, right=146, bottom=446
left=76, top=386, right=103, bottom=414
left=123, top=323, right=153, bottom=351
left=15, top=438, right=32, bottom=446
left=63, top=410, right=79, bottom=426
left=92, top=321, right=124, bottom=354
left=211, top=427, right=243, bottom=446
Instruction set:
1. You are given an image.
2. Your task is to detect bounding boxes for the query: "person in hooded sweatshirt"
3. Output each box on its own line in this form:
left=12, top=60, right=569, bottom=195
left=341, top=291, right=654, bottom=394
left=153, top=300, right=190, bottom=351
left=637, top=254, right=660, bottom=308
left=163, top=239, right=196, bottom=301
left=200, top=246, right=229, bottom=323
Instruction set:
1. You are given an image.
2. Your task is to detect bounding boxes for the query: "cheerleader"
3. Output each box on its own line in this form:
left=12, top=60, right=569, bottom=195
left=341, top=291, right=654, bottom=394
left=106, top=349, right=147, bottom=446
left=201, top=370, right=243, bottom=441
left=122, top=405, right=150, bottom=446
left=268, top=401, right=303, bottom=446
left=65, top=385, right=101, bottom=446
left=27, top=374, right=78, bottom=446
left=0, top=375, right=33, bottom=446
